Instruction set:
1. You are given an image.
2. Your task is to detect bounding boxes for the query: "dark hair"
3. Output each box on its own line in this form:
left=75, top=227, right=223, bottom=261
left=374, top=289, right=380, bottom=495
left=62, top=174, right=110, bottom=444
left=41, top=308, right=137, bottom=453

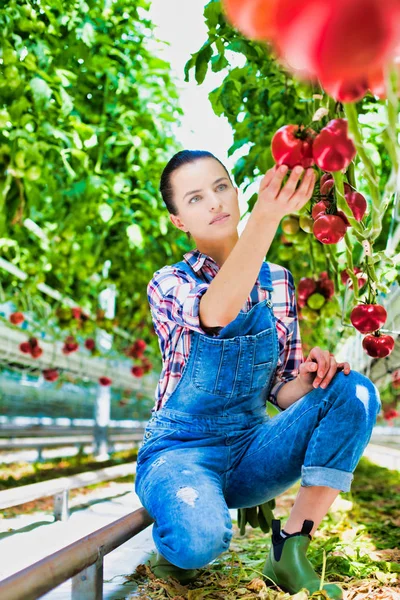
left=159, top=150, right=232, bottom=240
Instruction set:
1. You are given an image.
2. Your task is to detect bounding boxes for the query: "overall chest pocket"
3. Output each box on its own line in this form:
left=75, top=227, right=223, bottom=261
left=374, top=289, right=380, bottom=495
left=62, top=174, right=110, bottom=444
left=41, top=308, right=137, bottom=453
left=192, top=328, right=276, bottom=398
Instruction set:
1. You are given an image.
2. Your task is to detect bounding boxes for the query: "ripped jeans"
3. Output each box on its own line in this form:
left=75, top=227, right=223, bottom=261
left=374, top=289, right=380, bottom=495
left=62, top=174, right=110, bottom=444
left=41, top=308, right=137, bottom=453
left=134, top=370, right=381, bottom=569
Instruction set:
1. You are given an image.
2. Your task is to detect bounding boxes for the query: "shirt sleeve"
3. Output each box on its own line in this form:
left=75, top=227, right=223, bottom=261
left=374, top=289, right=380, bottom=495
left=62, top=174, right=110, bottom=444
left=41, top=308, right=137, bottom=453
left=147, top=266, right=223, bottom=336
left=268, top=269, right=305, bottom=411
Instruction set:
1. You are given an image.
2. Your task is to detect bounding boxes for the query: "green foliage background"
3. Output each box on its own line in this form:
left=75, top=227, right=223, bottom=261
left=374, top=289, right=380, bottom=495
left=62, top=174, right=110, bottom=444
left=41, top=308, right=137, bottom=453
left=0, top=0, right=193, bottom=357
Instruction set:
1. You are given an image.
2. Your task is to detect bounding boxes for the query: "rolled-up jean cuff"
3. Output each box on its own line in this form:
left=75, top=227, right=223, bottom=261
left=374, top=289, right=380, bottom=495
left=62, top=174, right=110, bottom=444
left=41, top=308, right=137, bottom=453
left=301, top=465, right=354, bottom=492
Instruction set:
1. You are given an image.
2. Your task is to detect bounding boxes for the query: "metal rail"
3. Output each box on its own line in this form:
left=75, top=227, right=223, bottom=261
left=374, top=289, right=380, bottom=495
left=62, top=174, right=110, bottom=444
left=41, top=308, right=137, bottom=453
left=0, top=462, right=138, bottom=521
left=0, top=506, right=154, bottom=600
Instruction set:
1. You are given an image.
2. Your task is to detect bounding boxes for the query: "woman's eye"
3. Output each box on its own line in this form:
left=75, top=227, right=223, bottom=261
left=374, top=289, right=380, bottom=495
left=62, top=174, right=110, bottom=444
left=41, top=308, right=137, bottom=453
left=217, top=184, right=227, bottom=191
left=189, top=196, right=200, bottom=203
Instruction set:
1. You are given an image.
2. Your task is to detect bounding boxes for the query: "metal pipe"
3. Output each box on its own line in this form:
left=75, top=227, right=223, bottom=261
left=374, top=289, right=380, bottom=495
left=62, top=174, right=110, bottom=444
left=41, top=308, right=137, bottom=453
left=0, top=508, right=154, bottom=600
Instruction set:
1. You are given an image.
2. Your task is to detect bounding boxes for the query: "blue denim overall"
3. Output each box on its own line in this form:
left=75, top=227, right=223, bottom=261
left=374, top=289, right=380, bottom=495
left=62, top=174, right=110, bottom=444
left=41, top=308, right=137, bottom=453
left=135, top=260, right=381, bottom=570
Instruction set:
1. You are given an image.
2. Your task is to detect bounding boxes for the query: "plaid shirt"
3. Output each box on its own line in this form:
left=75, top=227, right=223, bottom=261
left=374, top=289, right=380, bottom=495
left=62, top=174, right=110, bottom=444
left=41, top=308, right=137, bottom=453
left=147, top=249, right=304, bottom=413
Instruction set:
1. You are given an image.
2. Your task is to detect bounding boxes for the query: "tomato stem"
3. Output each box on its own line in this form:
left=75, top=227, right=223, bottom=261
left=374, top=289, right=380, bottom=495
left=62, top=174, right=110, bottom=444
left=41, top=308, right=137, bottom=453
left=332, top=171, right=364, bottom=238
left=343, top=102, right=382, bottom=241
left=343, top=232, right=359, bottom=302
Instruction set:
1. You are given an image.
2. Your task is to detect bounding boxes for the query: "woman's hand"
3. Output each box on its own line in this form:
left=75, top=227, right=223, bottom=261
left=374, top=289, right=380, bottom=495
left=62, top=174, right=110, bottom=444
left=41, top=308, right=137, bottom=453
left=254, top=164, right=316, bottom=221
left=297, top=346, right=351, bottom=391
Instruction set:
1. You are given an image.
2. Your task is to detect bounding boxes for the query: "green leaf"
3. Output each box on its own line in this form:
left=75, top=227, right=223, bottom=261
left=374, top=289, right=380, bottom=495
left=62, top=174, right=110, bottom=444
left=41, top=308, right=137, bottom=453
left=211, top=52, right=229, bottom=73
left=29, top=77, right=52, bottom=107
left=184, top=55, right=196, bottom=83
left=195, top=43, right=213, bottom=85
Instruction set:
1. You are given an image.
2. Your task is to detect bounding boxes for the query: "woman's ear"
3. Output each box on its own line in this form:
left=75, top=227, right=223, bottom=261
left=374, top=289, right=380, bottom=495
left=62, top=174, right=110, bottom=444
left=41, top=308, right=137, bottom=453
left=170, top=213, right=188, bottom=233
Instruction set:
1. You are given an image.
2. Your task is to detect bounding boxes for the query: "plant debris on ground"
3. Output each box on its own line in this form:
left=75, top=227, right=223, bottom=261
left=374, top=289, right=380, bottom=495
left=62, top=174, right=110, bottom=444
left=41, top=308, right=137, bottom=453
left=127, top=457, right=400, bottom=600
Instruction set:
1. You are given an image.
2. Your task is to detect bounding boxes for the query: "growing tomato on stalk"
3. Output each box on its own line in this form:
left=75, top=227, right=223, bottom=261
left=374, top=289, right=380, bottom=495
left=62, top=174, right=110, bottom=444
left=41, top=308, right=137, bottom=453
left=350, top=304, right=387, bottom=334
left=362, top=333, right=395, bottom=358
left=320, top=180, right=352, bottom=197
left=312, top=119, right=356, bottom=172
left=222, top=0, right=278, bottom=40
left=274, top=0, right=399, bottom=82
left=320, top=76, right=369, bottom=103
left=271, top=125, right=315, bottom=169
left=298, top=277, right=317, bottom=300
left=299, top=215, right=314, bottom=233
left=311, top=200, right=331, bottom=220
left=313, top=214, right=347, bottom=244
left=345, top=191, right=367, bottom=221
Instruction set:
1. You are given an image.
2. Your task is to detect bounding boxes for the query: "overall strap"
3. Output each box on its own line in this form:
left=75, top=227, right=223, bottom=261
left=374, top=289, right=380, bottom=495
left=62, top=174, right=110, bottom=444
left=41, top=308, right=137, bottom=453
left=259, top=261, right=274, bottom=293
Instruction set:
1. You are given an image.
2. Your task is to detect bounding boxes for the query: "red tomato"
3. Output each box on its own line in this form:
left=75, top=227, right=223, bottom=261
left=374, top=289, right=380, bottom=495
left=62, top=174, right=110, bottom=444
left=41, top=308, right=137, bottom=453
left=383, top=408, right=400, bottom=420
left=313, top=214, right=348, bottom=244
left=9, top=311, right=25, bottom=325
left=320, top=180, right=352, bottom=197
left=345, top=191, right=367, bottom=221
left=19, top=341, right=31, bottom=354
left=362, top=333, right=395, bottom=358
left=271, top=124, right=316, bottom=168
left=298, top=277, right=317, bottom=300
left=311, top=200, right=331, bottom=220
left=336, top=210, right=350, bottom=227
left=313, top=119, right=356, bottom=172
left=320, top=76, right=369, bottom=103
left=318, top=277, right=335, bottom=300
left=350, top=304, right=387, bottom=333
left=274, top=0, right=399, bottom=82
left=222, top=0, right=278, bottom=40
left=131, top=365, right=145, bottom=377
left=31, top=346, right=43, bottom=358
left=85, top=338, right=96, bottom=351
left=134, top=339, right=147, bottom=352
left=43, top=369, right=59, bottom=382
left=99, top=376, right=112, bottom=386
left=320, top=173, right=333, bottom=187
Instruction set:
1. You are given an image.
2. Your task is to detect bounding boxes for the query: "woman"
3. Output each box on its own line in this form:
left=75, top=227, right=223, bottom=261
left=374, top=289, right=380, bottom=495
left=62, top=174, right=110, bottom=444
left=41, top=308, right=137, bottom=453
left=134, top=150, right=381, bottom=598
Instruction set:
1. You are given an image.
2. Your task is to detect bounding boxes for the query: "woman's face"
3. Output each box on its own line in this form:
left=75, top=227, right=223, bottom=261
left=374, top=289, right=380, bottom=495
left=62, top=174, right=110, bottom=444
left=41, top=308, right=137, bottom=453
left=169, top=158, right=240, bottom=241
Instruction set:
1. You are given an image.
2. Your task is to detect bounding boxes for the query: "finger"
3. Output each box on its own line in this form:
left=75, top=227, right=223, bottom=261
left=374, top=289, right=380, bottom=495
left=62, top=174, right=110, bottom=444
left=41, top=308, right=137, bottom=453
left=314, top=351, right=334, bottom=387
left=307, top=347, right=329, bottom=387
left=292, top=169, right=316, bottom=206
left=277, top=165, right=304, bottom=200
left=259, top=166, right=279, bottom=193
left=266, top=164, right=290, bottom=198
left=319, top=357, right=338, bottom=389
left=337, top=362, right=351, bottom=375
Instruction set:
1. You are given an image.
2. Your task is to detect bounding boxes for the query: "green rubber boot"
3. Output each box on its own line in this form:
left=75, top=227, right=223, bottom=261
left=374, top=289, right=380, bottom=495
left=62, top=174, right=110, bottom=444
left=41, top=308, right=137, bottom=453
left=262, top=519, right=343, bottom=599
left=147, top=551, right=200, bottom=584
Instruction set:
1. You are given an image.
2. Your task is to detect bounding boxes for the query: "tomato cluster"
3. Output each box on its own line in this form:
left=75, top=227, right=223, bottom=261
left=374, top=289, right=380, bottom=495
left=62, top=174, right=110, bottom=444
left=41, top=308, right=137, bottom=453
left=223, top=0, right=400, bottom=102
left=126, top=339, right=153, bottom=378
left=19, top=336, right=43, bottom=358
left=297, top=272, right=336, bottom=323
left=271, top=119, right=356, bottom=173
left=310, top=172, right=367, bottom=245
left=350, top=303, right=395, bottom=358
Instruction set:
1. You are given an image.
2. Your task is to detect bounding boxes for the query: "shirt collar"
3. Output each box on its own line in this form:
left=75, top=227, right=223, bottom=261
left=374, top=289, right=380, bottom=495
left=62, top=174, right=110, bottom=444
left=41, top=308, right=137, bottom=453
left=183, top=248, right=219, bottom=273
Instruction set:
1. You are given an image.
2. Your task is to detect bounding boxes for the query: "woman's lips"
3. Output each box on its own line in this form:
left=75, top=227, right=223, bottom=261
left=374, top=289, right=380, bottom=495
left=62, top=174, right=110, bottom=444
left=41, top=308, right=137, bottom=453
left=211, top=214, right=230, bottom=224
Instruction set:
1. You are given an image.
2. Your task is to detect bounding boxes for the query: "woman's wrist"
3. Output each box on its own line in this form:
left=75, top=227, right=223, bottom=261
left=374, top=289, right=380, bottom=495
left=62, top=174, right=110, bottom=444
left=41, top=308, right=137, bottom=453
left=295, top=374, right=314, bottom=395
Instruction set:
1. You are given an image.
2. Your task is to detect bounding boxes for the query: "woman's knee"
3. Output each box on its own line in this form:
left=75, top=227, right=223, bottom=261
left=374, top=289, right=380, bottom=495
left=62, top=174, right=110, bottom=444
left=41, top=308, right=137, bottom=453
left=334, top=369, right=381, bottom=416
left=155, top=516, right=233, bottom=569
